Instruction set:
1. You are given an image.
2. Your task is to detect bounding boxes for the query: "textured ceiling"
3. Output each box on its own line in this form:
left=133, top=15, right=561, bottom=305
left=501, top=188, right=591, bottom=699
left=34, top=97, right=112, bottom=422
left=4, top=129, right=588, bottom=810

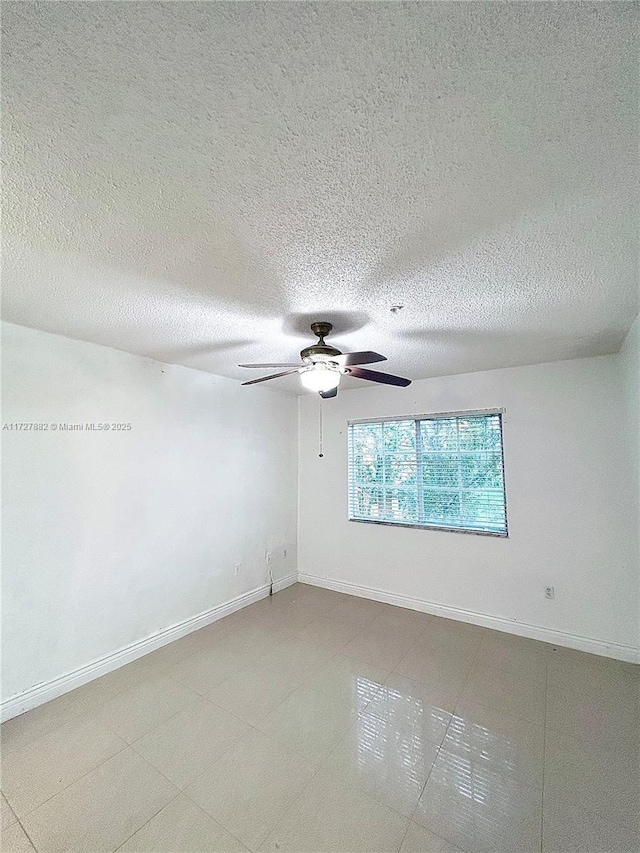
left=2, top=2, right=638, bottom=394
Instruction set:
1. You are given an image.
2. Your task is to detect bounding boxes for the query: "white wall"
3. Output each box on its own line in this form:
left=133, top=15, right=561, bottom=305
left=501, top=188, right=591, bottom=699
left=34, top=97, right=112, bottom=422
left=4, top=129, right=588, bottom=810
left=619, top=314, right=640, bottom=644
left=298, top=355, right=639, bottom=659
left=1, top=322, right=298, bottom=706
left=620, top=315, right=639, bottom=530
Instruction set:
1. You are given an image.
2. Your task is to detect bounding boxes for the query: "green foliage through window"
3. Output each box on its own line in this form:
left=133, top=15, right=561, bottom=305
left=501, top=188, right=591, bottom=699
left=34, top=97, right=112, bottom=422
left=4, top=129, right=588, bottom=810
left=348, top=413, right=507, bottom=535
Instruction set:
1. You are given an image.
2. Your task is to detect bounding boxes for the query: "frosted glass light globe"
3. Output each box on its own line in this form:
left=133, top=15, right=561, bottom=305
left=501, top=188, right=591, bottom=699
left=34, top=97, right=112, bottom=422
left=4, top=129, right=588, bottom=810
left=299, top=364, right=341, bottom=393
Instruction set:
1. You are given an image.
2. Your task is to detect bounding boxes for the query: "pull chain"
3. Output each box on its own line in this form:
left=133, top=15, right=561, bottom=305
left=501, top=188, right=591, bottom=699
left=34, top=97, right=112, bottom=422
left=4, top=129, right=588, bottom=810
left=318, top=396, right=324, bottom=458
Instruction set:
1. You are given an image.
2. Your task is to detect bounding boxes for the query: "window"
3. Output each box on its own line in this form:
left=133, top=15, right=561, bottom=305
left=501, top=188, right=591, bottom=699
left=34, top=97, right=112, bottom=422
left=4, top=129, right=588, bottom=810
left=348, top=410, right=507, bottom=536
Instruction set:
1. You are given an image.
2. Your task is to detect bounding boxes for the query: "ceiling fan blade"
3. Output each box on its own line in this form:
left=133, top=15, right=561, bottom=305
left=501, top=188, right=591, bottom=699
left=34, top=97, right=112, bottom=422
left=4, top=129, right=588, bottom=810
left=319, top=387, right=338, bottom=399
left=334, top=351, right=387, bottom=366
left=347, top=367, right=411, bottom=387
left=239, top=363, right=302, bottom=368
left=242, top=370, right=299, bottom=385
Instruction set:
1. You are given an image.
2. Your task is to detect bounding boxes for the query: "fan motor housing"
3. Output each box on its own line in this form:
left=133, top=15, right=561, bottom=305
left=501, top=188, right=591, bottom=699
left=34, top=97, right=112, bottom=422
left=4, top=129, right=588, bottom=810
left=300, top=345, right=341, bottom=362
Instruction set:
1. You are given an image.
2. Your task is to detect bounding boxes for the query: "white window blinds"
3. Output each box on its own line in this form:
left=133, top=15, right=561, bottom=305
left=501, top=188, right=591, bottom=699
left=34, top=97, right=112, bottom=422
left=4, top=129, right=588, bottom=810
left=348, top=411, right=508, bottom=536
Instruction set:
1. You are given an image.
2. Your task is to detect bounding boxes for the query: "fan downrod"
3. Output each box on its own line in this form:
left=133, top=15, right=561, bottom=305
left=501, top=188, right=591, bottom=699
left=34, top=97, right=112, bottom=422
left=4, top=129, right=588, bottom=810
left=300, top=321, right=342, bottom=361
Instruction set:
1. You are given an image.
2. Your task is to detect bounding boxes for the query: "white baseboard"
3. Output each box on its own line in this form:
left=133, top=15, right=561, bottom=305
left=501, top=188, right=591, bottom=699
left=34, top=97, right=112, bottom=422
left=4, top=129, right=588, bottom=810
left=1, top=573, right=297, bottom=722
left=298, top=573, right=640, bottom=664
left=271, top=574, right=298, bottom=594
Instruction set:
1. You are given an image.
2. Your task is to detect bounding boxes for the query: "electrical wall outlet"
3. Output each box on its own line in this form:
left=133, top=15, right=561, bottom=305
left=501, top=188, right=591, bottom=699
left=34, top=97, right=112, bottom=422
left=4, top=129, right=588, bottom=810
left=544, top=586, right=555, bottom=600
left=234, top=563, right=241, bottom=576
left=283, top=548, right=288, bottom=559
left=265, top=551, right=273, bottom=565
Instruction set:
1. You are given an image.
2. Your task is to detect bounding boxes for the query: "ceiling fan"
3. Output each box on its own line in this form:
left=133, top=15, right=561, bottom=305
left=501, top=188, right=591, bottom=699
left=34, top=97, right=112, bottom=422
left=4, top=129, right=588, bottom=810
left=239, top=322, right=412, bottom=398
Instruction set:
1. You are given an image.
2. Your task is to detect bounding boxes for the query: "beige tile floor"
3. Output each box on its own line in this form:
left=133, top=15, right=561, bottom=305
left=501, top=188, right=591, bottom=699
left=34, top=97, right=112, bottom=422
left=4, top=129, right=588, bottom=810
left=2, top=583, right=639, bottom=853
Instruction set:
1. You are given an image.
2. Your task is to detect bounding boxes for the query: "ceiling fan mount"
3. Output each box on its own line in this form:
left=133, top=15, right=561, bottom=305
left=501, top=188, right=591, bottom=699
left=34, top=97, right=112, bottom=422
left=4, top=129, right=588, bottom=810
left=309, top=321, right=333, bottom=340
left=300, top=322, right=342, bottom=362
left=239, top=321, right=411, bottom=398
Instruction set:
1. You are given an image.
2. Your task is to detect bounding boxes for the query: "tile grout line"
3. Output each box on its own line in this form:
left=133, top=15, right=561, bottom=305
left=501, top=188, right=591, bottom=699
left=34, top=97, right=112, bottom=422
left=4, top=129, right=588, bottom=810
left=111, top=789, right=183, bottom=853
left=311, top=651, right=456, bottom=850
left=6, top=686, right=233, bottom=833
left=11, top=812, right=40, bottom=853
left=451, top=627, right=488, bottom=718
left=149, top=665, right=345, bottom=817
left=180, top=728, right=329, bottom=852
left=202, top=662, right=408, bottom=847
left=435, top=655, right=548, bottom=798
left=121, top=691, right=204, bottom=745
left=442, top=631, right=551, bottom=732
left=111, top=745, right=249, bottom=853
left=0, top=704, right=88, bottom=758
left=5, top=741, right=131, bottom=833
left=405, top=632, right=546, bottom=848
left=403, top=629, right=489, bottom=853
left=110, top=744, right=252, bottom=852
left=150, top=792, right=254, bottom=853
left=241, top=657, right=426, bottom=852
left=1, top=651, right=189, bottom=757
left=2, top=654, right=203, bottom=762
left=130, top=701, right=265, bottom=793
left=398, top=738, right=441, bottom=852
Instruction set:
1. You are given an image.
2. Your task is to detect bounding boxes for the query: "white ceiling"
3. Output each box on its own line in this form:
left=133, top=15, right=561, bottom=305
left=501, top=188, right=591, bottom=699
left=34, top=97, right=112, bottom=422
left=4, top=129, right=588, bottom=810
left=2, top=2, right=638, bottom=393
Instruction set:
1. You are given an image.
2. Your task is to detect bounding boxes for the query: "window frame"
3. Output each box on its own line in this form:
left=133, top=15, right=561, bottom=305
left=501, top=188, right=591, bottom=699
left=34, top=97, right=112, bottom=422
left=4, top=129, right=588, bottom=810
left=347, top=408, right=509, bottom=538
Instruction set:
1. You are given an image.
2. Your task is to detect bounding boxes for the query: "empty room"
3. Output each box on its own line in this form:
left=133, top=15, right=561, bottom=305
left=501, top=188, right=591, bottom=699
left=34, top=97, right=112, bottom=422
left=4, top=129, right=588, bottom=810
left=1, top=2, right=638, bottom=853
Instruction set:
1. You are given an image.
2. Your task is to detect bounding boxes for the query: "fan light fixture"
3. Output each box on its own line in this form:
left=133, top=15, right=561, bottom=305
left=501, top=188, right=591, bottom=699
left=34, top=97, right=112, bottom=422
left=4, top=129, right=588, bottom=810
left=239, top=321, right=411, bottom=398
left=299, top=364, right=341, bottom=393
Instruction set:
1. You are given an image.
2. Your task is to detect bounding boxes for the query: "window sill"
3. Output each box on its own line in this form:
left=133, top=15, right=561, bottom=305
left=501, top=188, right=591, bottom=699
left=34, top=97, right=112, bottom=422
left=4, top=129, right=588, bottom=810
left=348, top=517, right=508, bottom=537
